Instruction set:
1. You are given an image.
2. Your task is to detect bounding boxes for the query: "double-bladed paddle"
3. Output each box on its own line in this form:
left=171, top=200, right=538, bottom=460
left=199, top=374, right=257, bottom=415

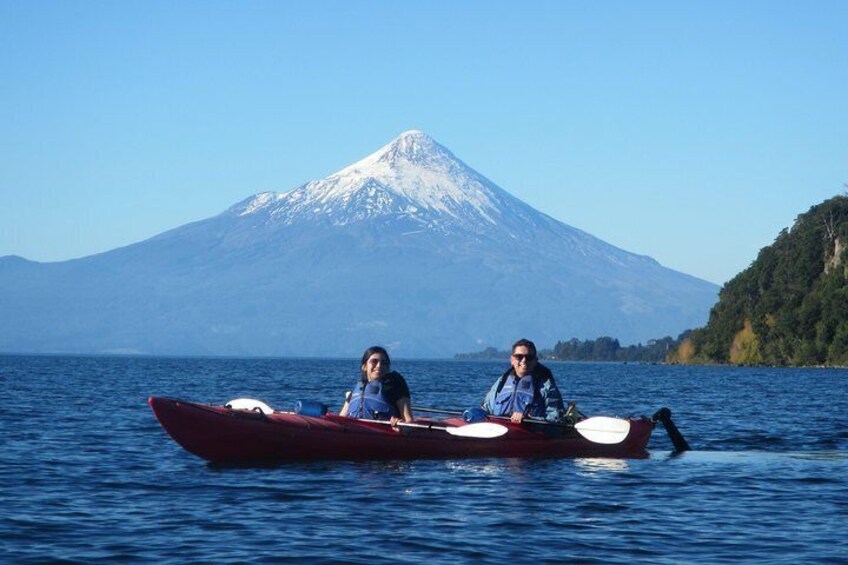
left=414, top=406, right=631, bottom=445
left=226, top=398, right=275, bottom=414
left=224, top=398, right=509, bottom=439
left=573, top=416, right=631, bottom=444
left=358, top=418, right=509, bottom=439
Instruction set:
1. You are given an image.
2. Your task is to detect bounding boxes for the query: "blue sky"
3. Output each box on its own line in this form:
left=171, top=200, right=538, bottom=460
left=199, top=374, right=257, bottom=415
left=1, top=1, right=845, bottom=285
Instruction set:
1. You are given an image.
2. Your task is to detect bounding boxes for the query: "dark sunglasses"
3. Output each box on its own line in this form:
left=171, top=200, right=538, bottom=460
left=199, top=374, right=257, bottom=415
left=512, top=353, right=535, bottom=362
left=367, top=358, right=389, bottom=366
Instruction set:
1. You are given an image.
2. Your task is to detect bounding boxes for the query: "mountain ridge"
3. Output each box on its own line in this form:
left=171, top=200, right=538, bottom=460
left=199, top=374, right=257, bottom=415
left=218, top=131, right=665, bottom=273
left=0, top=131, right=718, bottom=357
left=226, top=130, right=516, bottom=233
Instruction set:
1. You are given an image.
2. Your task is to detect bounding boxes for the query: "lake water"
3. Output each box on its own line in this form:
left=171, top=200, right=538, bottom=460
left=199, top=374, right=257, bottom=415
left=2, top=355, right=846, bottom=563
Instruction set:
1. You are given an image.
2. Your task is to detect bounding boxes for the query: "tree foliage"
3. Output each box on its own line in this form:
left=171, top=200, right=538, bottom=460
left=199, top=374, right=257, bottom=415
left=550, top=336, right=679, bottom=362
left=678, top=194, right=848, bottom=366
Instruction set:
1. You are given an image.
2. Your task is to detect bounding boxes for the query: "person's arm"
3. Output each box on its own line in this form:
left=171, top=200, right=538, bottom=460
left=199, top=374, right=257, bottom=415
left=386, top=372, right=414, bottom=425
left=391, top=397, right=414, bottom=424
left=511, top=374, right=533, bottom=423
left=481, top=379, right=500, bottom=413
left=540, top=377, right=565, bottom=422
left=338, top=390, right=352, bottom=417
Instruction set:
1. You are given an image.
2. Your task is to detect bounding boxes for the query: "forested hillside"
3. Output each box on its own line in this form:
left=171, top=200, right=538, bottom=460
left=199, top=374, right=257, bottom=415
left=670, top=194, right=848, bottom=366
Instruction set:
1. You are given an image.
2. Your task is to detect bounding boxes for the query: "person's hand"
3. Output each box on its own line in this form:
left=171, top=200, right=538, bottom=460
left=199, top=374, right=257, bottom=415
left=510, top=411, right=524, bottom=423
left=390, top=416, right=401, bottom=427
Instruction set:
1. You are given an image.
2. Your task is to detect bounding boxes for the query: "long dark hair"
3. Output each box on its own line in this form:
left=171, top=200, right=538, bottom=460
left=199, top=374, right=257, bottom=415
left=360, top=346, right=391, bottom=382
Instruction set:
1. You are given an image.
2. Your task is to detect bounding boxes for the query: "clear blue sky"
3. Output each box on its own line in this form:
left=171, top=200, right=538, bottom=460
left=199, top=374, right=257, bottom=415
left=1, top=1, right=845, bottom=285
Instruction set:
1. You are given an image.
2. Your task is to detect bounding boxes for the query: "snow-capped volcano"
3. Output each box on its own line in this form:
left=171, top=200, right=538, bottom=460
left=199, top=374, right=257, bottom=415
left=231, top=130, right=513, bottom=230
left=0, top=131, right=719, bottom=357
left=225, top=130, right=644, bottom=267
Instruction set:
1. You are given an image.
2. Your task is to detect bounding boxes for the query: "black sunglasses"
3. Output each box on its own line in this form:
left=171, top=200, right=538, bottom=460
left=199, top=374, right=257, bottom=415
left=512, top=353, right=535, bottom=361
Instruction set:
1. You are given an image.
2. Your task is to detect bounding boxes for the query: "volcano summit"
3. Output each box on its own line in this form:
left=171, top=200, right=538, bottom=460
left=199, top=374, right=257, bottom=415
left=0, top=131, right=718, bottom=357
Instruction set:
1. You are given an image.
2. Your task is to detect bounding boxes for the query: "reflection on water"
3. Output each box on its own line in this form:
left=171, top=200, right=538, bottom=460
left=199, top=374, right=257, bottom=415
left=444, top=458, right=533, bottom=477
left=574, top=457, right=630, bottom=473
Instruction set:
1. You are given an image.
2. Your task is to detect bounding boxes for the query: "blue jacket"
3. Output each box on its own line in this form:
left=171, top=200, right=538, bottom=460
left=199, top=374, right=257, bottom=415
left=482, top=363, right=564, bottom=422
left=347, top=372, right=409, bottom=420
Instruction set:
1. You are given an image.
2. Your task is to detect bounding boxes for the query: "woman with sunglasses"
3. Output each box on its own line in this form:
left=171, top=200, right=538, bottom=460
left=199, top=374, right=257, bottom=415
left=339, top=345, right=414, bottom=425
left=481, top=338, right=564, bottom=423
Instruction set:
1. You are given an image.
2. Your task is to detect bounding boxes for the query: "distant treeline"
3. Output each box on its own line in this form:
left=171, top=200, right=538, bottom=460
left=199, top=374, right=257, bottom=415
left=549, top=335, right=682, bottom=362
left=455, top=334, right=685, bottom=363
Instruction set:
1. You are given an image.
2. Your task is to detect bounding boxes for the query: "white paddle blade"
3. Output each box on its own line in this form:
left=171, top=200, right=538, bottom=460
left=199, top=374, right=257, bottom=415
left=446, top=422, right=508, bottom=439
left=226, top=398, right=274, bottom=415
left=574, top=416, right=631, bottom=444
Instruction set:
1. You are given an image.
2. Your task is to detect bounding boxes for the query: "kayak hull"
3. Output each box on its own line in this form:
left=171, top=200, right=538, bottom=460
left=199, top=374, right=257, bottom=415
left=148, top=397, right=654, bottom=463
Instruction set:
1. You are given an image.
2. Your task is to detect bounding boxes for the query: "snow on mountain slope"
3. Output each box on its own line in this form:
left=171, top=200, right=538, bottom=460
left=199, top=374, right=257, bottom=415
left=232, top=130, right=503, bottom=225
left=222, top=130, right=659, bottom=270
left=0, top=130, right=719, bottom=357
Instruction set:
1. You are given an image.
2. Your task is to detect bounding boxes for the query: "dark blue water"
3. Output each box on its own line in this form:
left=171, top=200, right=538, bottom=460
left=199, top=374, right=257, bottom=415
left=2, top=355, right=846, bottom=563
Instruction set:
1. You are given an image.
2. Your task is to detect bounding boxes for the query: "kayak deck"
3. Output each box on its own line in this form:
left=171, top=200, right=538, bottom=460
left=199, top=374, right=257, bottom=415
left=148, top=397, right=654, bottom=463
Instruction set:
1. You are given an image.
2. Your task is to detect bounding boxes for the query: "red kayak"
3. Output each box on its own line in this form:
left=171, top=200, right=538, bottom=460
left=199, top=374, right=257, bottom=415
left=148, top=397, right=658, bottom=463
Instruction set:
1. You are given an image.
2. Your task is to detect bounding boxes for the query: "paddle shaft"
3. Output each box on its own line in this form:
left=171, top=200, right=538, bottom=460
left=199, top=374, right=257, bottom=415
left=358, top=418, right=452, bottom=432
left=355, top=418, right=507, bottom=438
left=414, top=406, right=565, bottom=427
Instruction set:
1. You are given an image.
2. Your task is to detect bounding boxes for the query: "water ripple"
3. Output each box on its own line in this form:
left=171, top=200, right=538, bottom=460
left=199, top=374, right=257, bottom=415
left=2, top=356, right=847, bottom=564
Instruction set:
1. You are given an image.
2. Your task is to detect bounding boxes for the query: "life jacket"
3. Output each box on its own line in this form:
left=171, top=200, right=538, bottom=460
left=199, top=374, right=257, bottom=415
left=491, top=372, right=545, bottom=418
left=347, top=378, right=398, bottom=420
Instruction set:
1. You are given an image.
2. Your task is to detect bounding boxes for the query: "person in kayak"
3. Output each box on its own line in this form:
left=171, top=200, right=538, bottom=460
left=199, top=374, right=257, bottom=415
left=481, top=338, right=564, bottom=423
left=339, top=346, right=414, bottom=425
